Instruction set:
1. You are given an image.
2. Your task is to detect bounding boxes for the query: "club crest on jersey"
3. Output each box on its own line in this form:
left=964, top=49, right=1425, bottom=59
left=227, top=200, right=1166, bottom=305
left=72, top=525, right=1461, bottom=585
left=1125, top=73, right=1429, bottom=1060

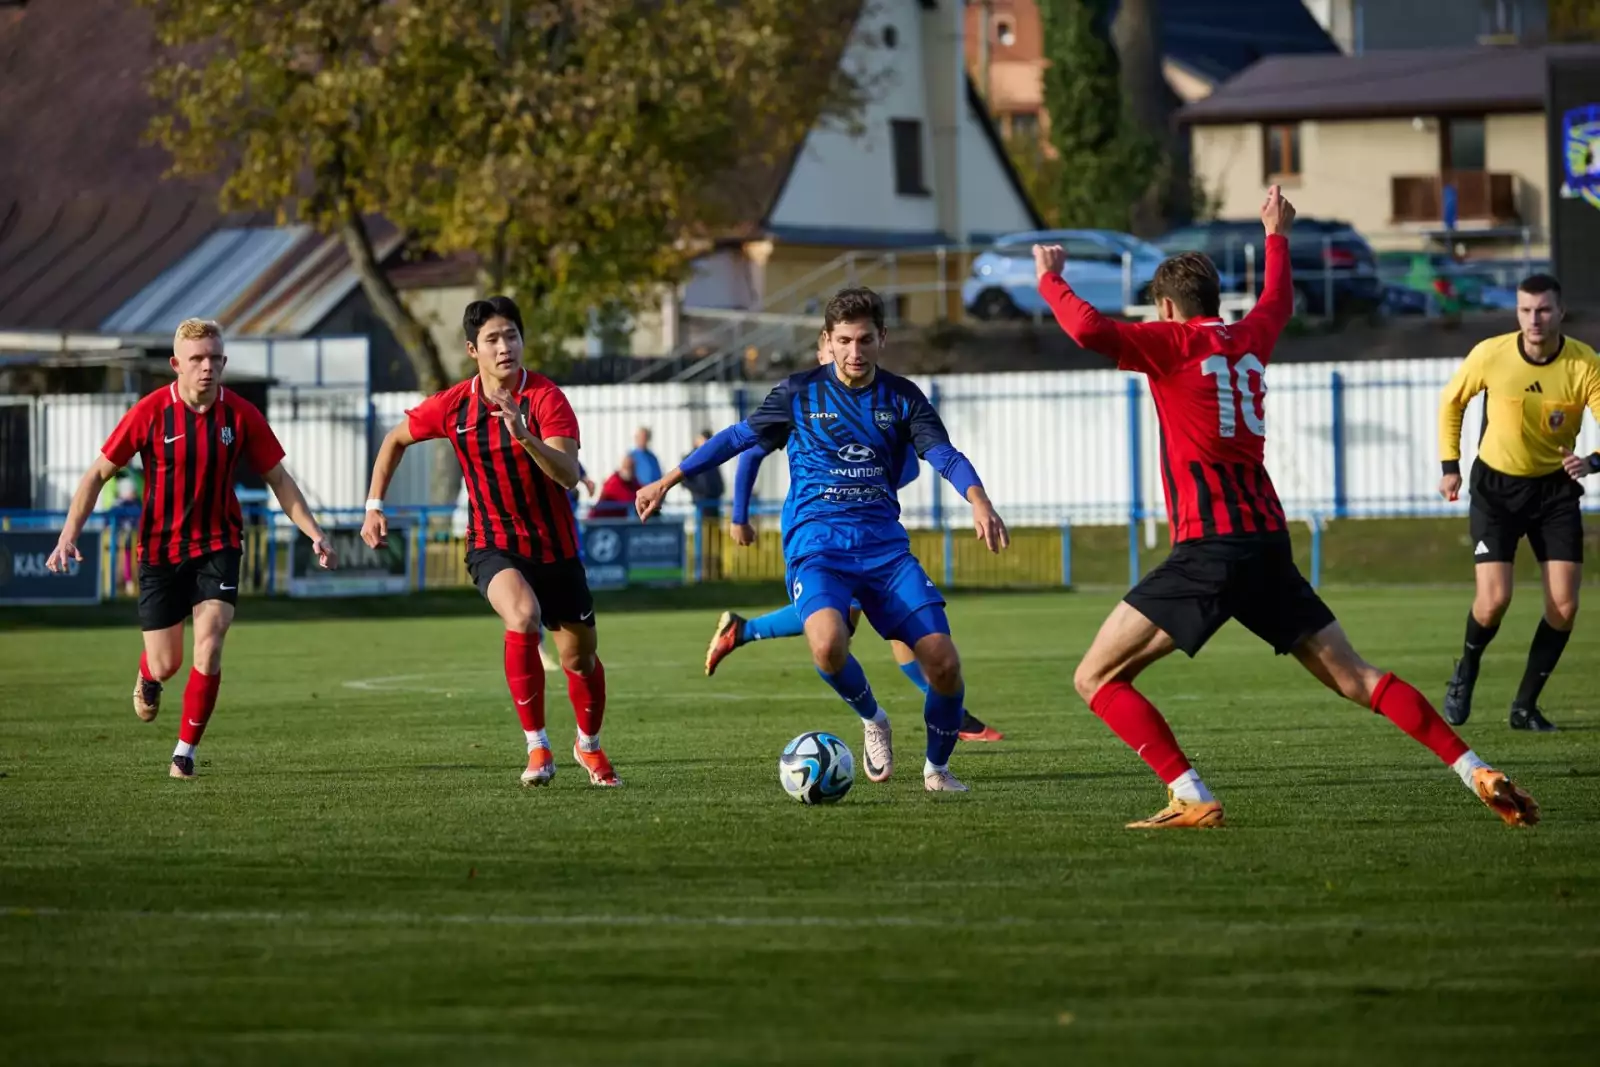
left=219, top=426, right=234, bottom=446
left=873, top=409, right=896, bottom=427
left=836, top=443, right=876, bottom=462
left=1548, top=410, right=1567, bottom=431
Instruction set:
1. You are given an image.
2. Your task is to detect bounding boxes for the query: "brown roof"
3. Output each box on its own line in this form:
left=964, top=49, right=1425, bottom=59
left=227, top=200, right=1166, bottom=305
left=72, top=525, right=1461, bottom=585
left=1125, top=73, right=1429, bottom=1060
left=1179, top=44, right=1600, bottom=125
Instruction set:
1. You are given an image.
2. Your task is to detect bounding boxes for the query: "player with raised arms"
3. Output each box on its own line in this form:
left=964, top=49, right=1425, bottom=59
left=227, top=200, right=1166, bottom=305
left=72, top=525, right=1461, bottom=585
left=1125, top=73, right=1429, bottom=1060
left=703, top=334, right=1005, bottom=743
left=1437, top=273, right=1600, bottom=732
left=636, top=288, right=1009, bottom=792
left=46, top=318, right=338, bottom=778
left=361, top=296, right=617, bottom=788
left=1036, top=186, right=1538, bottom=828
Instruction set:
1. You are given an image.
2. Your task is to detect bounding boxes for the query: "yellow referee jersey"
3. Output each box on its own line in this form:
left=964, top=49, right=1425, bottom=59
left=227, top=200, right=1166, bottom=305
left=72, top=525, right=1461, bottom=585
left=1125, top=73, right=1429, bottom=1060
left=1439, top=332, right=1600, bottom=477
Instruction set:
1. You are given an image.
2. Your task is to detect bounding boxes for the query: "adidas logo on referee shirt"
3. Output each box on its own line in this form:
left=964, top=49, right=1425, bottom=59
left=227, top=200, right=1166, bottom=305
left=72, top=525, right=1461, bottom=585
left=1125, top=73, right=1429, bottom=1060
left=1525, top=382, right=1544, bottom=393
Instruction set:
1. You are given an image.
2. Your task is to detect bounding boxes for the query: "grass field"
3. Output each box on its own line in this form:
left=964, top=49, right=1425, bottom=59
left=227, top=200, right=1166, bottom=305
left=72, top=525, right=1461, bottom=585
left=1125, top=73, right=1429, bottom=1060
left=2, top=587, right=1598, bottom=1065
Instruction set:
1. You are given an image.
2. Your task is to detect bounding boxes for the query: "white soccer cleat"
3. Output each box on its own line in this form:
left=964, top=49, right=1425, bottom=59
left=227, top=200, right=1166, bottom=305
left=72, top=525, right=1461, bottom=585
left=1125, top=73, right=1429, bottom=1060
left=923, top=768, right=969, bottom=793
left=862, top=713, right=893, bottom=782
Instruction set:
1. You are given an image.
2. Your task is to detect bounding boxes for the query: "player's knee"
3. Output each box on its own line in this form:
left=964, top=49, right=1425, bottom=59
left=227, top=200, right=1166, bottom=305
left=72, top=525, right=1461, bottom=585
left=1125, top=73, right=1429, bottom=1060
left=1473, top=590, right=1511, bottom=625
left=560, top=643, right=596, bottom=674
left=503, top=606, right=541, bottom=633
left=146, top=648, right=182, bottom=681
left=808, top=632, right=849, bottom=675
left=918, top=641, right=961, bottom=693
left=1546, top=596, right=1579, bottom=629
left=1073, top=657, right=1110, bottom=705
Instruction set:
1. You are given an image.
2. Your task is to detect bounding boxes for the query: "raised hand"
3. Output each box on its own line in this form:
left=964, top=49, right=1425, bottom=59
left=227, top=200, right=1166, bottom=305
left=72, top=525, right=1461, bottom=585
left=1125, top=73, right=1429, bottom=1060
left=1262, top=184, right=1296, bottom=236
left=487, top=386, right=532, bottom=441
left=1032, top=243, right=1066, bottom=284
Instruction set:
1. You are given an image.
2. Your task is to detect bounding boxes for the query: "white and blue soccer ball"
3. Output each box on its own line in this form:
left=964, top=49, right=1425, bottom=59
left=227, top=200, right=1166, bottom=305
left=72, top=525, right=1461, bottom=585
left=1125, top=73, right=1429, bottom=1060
left=778, top=731, right=855, bottom=805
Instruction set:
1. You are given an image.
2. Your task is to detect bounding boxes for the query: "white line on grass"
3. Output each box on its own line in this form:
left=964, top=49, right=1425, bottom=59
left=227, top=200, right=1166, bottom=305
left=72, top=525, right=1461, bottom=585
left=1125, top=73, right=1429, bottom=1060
left=1, top=905, right=1028, bottom=930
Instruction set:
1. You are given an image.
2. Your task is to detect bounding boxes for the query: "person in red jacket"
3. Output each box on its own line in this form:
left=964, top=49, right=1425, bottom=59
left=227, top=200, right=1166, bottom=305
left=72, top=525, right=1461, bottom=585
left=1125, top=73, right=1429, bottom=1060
left=590, top=456, right=642, bottom=519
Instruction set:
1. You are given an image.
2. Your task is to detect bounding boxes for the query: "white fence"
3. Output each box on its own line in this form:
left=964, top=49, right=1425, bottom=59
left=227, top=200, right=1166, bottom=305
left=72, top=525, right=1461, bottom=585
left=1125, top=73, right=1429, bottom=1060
left=18, top=357, right=1600, bottom=525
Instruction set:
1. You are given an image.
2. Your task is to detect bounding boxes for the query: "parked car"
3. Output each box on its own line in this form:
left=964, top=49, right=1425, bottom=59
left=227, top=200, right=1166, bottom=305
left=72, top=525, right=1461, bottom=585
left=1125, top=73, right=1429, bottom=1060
left=1152, top=219, right=1384, bottom=317
left=1377, top=252, right=1533, bottom=315
left=963, top=229, right=1165, bottom=320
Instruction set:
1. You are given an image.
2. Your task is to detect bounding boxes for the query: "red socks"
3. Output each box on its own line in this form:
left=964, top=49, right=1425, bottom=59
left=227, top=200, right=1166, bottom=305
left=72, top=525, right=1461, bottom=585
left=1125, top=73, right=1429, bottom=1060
left=178, top=669, right=221, bottom=745
left=1089, top=680, right=1192, bottom=782
left=503, top=631, right=546, bottom=732
left=565, top=658, right=606, bottom=739
left=1371, top=673, right=1469, bottom=765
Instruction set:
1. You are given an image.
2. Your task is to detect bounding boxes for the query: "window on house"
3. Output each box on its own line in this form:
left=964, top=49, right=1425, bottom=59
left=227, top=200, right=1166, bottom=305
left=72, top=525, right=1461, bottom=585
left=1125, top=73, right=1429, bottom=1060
left=882, top=25, right=898, bottom=49
left=994, top=17, right=1016, bottom=46
left=1443, top=116, right=1486, bottom=172
left=1264, top=123, right=1302, bottom=179
left=891, top=119, right=930, bottom=197
left=1008, top=112, right=1041, bottom=142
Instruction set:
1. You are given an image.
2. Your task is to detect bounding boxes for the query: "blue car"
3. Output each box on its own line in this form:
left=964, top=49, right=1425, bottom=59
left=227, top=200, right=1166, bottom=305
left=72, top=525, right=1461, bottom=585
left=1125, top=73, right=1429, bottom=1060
left=963, top=229, right=1165, bottom=320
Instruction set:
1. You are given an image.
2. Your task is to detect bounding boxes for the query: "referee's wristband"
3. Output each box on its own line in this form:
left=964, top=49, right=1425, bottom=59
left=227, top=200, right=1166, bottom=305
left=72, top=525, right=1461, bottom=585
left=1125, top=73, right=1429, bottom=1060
left=365, top=498, right=385, bottom=512
left=1588, top=452, right=1600, bottom=474
left=1441, top=460, right=1461, bottom=476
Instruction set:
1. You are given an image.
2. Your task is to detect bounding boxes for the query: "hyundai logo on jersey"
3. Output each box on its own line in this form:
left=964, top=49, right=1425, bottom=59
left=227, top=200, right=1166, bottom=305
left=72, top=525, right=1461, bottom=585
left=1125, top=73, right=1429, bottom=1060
left=836, top=444, right=876, bottom=462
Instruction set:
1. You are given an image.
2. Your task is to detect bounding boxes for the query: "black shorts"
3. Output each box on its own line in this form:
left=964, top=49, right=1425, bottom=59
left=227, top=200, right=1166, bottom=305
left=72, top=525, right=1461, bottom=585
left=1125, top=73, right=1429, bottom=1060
left=1125, top=534, right=1335, bottom=657
left=465, top=549, right=595, bottom=630
left=138, top=549, right=242, bottom=632
left=1469, top=460, right=1583, bottom=564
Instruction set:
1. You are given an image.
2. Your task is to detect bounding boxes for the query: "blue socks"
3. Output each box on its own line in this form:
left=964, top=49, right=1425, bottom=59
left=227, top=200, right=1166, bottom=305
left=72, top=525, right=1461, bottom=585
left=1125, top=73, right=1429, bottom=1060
left=744, top=604, right=804, bottom=644
left=924, top=684, right=964, bottom=768
left=817, top=656, right=882, bottom=722
left=898, top=660, right=930, bottom=695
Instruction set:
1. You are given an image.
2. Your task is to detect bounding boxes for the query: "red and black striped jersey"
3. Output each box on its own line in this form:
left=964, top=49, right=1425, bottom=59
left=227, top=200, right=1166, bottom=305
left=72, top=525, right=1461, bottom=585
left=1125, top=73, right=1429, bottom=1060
left=407, top=369, right=582, bottom=562
left=101, top=384, right=286, bottom=564
left=1040, top=234, right=1296, bottom=544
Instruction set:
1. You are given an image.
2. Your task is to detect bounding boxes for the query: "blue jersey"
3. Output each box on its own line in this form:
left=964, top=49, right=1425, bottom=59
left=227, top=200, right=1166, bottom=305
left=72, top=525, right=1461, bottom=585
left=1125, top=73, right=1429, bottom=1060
left=731, top=437, right=920, bottom=524
left=743, top=365, right=962, bottom=562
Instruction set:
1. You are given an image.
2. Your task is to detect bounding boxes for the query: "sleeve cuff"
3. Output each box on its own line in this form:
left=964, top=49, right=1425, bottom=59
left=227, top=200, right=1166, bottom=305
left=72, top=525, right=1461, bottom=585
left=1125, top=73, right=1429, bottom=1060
left=1442, top=459, right=1461, bottom=476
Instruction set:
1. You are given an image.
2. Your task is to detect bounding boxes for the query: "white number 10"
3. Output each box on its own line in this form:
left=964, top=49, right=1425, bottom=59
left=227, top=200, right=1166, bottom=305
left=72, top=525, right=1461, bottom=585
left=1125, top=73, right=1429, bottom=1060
left=1199, top=354, right=1266, bottom=438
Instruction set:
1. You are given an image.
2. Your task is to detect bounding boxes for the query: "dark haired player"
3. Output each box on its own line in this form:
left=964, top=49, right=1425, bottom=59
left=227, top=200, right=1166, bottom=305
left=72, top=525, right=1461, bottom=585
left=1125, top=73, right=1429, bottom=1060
left=1036, top=186, right=1537, bottom=829
left=1438, top=273, right=1600, bottom=732
left=637, top=287, right=1009, bottom=793
left=47, top=318, right=337, bottom=779
left=361, top=296, right=617, bottom=787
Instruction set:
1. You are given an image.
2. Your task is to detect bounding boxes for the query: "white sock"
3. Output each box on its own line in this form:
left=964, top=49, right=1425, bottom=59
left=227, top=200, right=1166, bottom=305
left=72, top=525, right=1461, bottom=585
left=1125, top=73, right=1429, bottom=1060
left=173, top=741, right=195, bottom=759
left=1451, top=750, right=1490, bottom=790
left=524, top=729, right=549, bottom=753
left=577, top=730, right=601, bottom=753
left=1167, top=769, right=1214, bottom=803
left=868, top=706, right=889, bottom=726
left=924, top=758, right=946, bottom=777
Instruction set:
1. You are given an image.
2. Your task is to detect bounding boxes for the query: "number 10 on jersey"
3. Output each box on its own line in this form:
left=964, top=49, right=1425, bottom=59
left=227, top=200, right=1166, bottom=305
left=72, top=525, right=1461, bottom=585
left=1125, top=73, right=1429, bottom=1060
left=1200, top=354, right=1266, bottom=438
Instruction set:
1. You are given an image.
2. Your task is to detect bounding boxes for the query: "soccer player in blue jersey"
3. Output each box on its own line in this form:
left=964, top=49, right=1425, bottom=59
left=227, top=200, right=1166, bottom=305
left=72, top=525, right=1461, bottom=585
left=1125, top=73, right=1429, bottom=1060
left=701, top=338, right=1004, bottom=742
left=635, top=288, right=1009, bottom=791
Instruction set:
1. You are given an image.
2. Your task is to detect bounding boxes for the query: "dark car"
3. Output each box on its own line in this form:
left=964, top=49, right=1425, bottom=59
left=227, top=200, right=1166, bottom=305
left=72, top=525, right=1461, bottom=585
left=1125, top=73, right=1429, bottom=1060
left=1153, top=219, right=1384, bottom=317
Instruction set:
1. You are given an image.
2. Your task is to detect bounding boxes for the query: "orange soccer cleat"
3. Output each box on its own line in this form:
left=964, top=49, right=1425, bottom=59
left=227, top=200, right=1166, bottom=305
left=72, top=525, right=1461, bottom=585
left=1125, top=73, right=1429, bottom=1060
left=572, top=744, right=622, bottom=787
left=1126, top=792, right=1225, bottom=829
left=704, top=612, right=746, bottom=676
left=1472, top=768, right=1539, bottom=827
left=958, top=712, right=1004, bottom=743
left=133, top=673, right=162, bottom=723
left=520, top=746, right=555, bottom=787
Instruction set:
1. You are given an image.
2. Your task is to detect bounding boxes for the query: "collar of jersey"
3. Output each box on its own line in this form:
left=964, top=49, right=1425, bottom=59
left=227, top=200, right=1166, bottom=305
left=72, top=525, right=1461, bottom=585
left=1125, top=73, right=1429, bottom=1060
left=475, top=367, right=528, bottom=397
left=1516, top=334, right=1565, bottom=367
left=1186, top=316, right=1227, bottom=327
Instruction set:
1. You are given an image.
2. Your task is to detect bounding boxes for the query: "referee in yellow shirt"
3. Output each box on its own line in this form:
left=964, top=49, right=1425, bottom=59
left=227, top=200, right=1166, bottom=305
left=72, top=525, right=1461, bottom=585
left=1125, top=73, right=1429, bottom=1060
left=1438, top=274, right=1600, bottom=731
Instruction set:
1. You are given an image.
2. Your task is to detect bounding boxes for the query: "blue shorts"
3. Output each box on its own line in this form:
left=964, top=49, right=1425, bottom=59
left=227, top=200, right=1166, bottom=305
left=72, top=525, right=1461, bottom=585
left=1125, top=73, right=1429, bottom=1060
left=786, top=547, right=946, bottom=645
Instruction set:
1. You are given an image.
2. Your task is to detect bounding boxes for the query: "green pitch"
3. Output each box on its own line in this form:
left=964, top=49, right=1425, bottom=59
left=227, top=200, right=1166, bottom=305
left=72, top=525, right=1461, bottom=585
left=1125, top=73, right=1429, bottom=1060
left=1, top=589, right=1597, bottom=1065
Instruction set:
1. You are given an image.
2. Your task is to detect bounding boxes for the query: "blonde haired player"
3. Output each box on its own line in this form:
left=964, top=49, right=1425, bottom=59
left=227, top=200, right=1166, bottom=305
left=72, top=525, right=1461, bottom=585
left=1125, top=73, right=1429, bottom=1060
left=47, top=319, right=336, bottom=778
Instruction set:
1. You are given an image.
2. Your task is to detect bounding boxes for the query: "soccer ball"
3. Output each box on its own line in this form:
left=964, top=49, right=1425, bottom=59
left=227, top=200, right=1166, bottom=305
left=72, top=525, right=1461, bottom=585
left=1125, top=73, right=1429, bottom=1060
left=778, top=731, right=855, bottom=805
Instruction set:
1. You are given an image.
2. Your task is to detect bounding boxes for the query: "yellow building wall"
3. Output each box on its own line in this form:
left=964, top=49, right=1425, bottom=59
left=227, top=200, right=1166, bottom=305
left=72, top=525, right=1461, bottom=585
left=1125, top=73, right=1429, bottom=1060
left=1485, top=112, right=1548, bottom=247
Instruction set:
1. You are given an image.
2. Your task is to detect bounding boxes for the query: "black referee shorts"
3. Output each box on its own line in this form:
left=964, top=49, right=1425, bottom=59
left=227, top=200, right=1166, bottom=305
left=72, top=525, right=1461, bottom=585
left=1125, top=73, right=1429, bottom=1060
left=465, top=549, right=596, bottom=630
left=1124, top=534, right=1336, bottom=657
left=1468, top=460, right=1583, bottom=564
left=138, top=549, right=242, bottom=632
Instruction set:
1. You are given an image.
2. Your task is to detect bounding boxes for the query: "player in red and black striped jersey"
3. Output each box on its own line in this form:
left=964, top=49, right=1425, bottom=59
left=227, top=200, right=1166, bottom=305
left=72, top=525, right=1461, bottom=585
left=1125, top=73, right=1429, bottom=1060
left=361, top=296, right=618, bottom=788
left=47, top=318, right=336, bottom=779
left=1037, top=187, right=1538, bottom=830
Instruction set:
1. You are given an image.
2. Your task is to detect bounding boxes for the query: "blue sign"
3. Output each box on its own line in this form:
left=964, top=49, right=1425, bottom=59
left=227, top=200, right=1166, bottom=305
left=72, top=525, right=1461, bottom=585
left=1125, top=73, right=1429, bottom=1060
left=1561, top=104, right=1600, bottom=212
left=0, top=530, right=102, bottom=605
left=581, top=521, right=685, bottom=591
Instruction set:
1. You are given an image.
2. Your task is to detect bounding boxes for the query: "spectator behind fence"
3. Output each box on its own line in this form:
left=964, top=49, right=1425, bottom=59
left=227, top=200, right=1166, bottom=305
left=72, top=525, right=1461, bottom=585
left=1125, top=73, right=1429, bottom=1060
left=590, top=455, right=642, bottom=519
left=681, top=429, right=725, bottom=521
left=630, top=426, right=662, bottom=486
